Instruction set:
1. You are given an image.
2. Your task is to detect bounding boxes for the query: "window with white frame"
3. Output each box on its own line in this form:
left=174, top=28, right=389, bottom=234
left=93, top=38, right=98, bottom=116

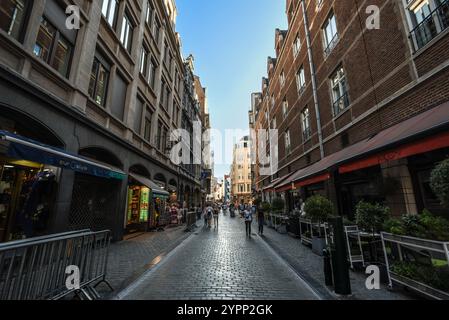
left=296, top=65, right=306, bottom=93
left=148, top=57, right=157, bottom=89
left=293, top=33, right=301, bottom=56
left=102, top=0, right=119, bottom=28
left=140, top=46, right=149, bottom=77
left=405, top=0, right=449, bottom=50
left=120, top=13, right=133, bottom=53
left=280, top=70, right=286, bottom=87
left=330, top=67, right=349, bottom=116
left=285, top=130, right=291, bottom=155
left=282, top=98, right=288, bottom=119
left=323, top=11, right=338, bottom=55
left=146, top=1, right=154, bottom=26
left=301, top=107, right=311, bottom=141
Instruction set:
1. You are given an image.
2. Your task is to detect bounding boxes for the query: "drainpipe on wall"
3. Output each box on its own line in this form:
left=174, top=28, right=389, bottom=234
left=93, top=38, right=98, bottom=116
left=301, top=0, right=325, bottom=159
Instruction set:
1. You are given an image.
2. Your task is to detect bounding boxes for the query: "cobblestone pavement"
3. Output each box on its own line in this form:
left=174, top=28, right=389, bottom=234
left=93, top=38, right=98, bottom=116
left=259, top=224, right=415, bottom=300
left=99, top=225, right=191, bottom=297
left=116, top=213, right=320, bottom=300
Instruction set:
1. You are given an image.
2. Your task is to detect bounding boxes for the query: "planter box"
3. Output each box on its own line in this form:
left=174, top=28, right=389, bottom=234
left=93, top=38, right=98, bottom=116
left=312, top=237, right=327, bottom=256
left=299, top=218, right=313, bottom=246
left=389, top=271, right=449, bottom=300
left=276, top=224, right=287, bottom=234
left=381, top=232, right=449, bottom=300
left=287, top=217, right=301, bottom=237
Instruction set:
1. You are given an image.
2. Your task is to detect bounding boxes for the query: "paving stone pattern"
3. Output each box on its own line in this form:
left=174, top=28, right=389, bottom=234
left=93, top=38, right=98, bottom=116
left=99, top=225, right=191, bottom=296
left=118, top=213, right=319, bottom=300
left=259, top=223, right=415, bottom=300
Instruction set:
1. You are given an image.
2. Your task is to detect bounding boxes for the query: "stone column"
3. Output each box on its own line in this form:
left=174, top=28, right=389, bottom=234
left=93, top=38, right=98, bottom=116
left=381, top=158, right=418, bottom=217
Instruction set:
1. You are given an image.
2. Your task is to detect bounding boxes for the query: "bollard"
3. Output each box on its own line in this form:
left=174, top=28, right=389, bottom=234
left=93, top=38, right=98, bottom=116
left=328, top=216, right=352, bottom=296
left=323, top=248, right=333, bottom=287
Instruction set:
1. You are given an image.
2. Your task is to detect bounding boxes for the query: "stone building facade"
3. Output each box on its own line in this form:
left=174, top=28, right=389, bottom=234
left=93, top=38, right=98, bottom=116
left=231, top=136, right=252, bottom=205
left=0, top=0, right=205, bottom=241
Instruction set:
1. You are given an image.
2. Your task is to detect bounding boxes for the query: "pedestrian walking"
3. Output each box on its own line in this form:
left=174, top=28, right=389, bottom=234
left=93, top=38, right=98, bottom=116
left=244, top=207, right=253, bottom=237
left=197, top=206, right=202, bottom=221
left=257, top=206, right=265, bottom=235
left=207, top=209, right=213, bottom=228
left=204, top=205, right=213, bottom=228
left=213, top=205, right=219, bottom=229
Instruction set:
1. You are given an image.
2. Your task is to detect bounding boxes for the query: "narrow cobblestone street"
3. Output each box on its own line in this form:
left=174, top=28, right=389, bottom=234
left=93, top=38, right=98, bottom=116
left=116, top=212, right=320, bottom=300
left=98, top=225, right=191, bottom=296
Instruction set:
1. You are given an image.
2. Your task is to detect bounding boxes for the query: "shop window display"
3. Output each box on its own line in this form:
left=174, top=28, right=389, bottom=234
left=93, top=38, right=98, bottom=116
left=0, top=158, right=57, bottom=242
left=127, top=185, right=150, bottom=226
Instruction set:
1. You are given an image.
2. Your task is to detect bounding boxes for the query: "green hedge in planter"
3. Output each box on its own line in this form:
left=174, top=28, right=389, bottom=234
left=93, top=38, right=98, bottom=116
left=261, top=201, right=271, bottom=212
left=430, top=159, right=449, bottom=207
left=271, top=198, right=285, bottom=214
left=304, top=195, right=335, bottom=224
left=355, top=201, right=390, bottom=235
left=391, top=261, right=449, bottom=293
left=383, top=210, right=449, bottom=241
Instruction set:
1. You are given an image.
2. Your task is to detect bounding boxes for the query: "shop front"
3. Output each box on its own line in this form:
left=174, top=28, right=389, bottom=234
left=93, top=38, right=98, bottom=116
left=0, top=156, right=58, bottom=242
left=0, top=130, right=126, bottom=242
left=408, top=147, right=449, bottom=218
left=337, top=166, right=385, bottom=220
left=127, top=173, right=170, bottom=233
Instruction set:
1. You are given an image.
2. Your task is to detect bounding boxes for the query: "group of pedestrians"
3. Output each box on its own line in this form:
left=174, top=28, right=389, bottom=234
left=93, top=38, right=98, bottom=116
left=201, top=202, right=267, bottom=238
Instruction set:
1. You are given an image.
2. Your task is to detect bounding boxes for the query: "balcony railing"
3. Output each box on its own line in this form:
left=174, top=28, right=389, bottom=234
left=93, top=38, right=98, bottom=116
left=302, top=127, right=312, bottom=141
left=324, top=33, right=339, bottom=56
left=332, top=92, right=350, bottom=117
left=410, top=0, right=449, bottom=50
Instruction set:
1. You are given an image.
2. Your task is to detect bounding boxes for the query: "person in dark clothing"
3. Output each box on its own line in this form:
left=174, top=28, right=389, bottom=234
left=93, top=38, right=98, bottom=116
left=244, top=208, right=253, bottom=237
left=257, top=207, right=265, bottom=235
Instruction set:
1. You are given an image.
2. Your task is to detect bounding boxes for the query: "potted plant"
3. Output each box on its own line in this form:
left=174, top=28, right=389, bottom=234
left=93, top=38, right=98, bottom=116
left=355, top=201, right=390, bottom=281
left=304, top=195, right=335, bottom=255
left=430, top=159, right=449, bottom=207
left=287, top=208, right=301, bottom=237
left=272, top=198, right=287, bottom=234
left=261, top=201, right=272, bottom=227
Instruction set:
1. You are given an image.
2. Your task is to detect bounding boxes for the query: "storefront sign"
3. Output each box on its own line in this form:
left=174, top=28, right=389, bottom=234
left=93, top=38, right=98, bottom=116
left=1, top=131, right=125, bottom=180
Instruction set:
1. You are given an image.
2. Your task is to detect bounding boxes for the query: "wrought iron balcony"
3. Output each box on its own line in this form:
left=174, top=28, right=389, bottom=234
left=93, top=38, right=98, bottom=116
left=302, top=127, right=312, bottom=142
left=324, top=33, right=339, bottom=56
left=332, top=92, right=350, bottom=117
left=410, top=0, right=449, bottom=50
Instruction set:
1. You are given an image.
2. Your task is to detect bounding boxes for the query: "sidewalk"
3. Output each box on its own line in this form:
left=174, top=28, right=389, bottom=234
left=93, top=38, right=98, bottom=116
left=258, top=223, right=415, bottom=300
left=98, top=223, right=195, bottom=298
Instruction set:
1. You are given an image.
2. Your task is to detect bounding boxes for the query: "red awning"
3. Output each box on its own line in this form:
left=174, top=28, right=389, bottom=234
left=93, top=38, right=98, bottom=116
left=275, top=141, right=365, bottom=192
left=263, top=172, right=295, bottom=192
left=274, top=101, right=449, bottom=191
left=338, top=102, right=449, bottom=173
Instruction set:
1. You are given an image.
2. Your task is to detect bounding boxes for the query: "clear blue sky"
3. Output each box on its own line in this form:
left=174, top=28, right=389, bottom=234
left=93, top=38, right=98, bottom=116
left=176, top=0, right=287, bottom=179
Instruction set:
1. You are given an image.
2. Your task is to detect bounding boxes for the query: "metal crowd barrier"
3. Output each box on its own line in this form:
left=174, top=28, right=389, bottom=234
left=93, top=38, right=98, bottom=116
left=0, top=229, right=113, bottom=300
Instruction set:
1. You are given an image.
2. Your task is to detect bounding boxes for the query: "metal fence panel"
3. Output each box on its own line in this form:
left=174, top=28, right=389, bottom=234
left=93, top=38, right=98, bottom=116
left=0, top=230, right=112, bottom=300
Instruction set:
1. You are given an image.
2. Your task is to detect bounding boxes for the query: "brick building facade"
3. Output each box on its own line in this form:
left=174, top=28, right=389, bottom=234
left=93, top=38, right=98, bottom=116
left=251, top=0, right=449, bottom=219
